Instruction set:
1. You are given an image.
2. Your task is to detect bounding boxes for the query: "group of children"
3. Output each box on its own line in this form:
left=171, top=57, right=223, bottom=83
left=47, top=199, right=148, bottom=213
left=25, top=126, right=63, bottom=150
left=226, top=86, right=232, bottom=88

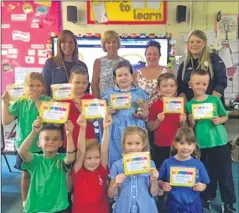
left=2, top=59, right=236, bottom=213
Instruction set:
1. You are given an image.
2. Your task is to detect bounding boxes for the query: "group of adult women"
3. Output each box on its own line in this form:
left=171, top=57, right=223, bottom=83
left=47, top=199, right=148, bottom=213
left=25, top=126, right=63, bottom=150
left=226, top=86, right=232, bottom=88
left=42, top=29, right=227, bottom=107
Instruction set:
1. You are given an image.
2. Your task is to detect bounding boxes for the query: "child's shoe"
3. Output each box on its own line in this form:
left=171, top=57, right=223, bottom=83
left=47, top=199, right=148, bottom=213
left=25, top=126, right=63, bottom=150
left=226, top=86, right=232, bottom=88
left=221, top=203, right=236, bottom=213
left=203, top=200, right=211, bottom=212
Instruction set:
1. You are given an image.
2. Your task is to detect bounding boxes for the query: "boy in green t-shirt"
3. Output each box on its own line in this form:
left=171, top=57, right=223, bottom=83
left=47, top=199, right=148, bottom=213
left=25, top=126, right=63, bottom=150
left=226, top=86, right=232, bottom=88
left=18, top=117, right=75, bottom=213
left=186, top=69, right=236, bottom=213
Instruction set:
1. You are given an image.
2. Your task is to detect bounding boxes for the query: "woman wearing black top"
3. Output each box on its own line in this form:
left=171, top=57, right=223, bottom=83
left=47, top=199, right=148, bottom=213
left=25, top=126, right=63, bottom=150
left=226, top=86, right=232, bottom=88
left=42, top=30, right=88, bottom=96
left=177, top=30, right=227, bottom=104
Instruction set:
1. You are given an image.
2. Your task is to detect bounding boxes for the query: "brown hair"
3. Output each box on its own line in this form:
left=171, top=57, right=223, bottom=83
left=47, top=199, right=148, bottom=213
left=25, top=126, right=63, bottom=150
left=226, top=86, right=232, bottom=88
left=171, top=127, right=200, bottom=159
left=191, top=69, right=210, bottom=79
left=24, top=72, right=45, bottom=95
left=54, top=30, right=78, bottom=66
left=182, top=30, right=213, bottom=80
left=101, top=30, right=120, bottom=52
left=122, top=126, right=150, bottom=153
left=69, top=65, right=89, bottom=82
left=157, top=72, right=177, bottom=87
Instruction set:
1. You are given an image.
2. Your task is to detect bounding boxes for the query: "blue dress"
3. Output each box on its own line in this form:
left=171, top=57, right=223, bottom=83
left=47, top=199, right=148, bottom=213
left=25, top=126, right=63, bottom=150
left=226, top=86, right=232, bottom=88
left=103, top=85, right=149, bottom=168
left=159, top=156, right=210, bottom=213
left=110, top=159, right=158, bottom=213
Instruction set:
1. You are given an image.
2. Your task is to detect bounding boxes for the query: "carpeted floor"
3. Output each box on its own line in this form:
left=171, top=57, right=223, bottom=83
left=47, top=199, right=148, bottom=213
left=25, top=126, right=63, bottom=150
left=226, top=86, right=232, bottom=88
left=1, top=119, right=239, bottom=213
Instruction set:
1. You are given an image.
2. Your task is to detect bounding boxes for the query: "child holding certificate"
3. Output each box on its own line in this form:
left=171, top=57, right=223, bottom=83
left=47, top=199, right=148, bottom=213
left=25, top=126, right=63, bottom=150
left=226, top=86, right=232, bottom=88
left=103, top=59, right=149, bottom=167
left=108, top=126, right=159, bottom=213
left=64, top=66, right=96, bottom=150
left=186, top=69, right=236, bottom=213
left=1, top=72, right=51, bottom=208
left=72, top=113, right=112, bottom=213
left=18, top=117, right=75, bottom=213
left=148, top=73, right=186, bottom=212
left=159, top=127, right=210, bottom=213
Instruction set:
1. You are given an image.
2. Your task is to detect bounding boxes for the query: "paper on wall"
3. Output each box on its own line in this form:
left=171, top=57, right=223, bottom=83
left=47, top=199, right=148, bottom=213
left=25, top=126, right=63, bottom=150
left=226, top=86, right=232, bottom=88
left=147, top=1, right=161, bottom=10
left=15, top=67, right=42, bottom=84
left=229, top=40, right=239, bottom=53
left=91, top=3, right=108, bottom=23
left=132, top=0, right=145, bottom=9
left=218, top=47, right=233, bottom=68
left=231, top=52, right=239, bottom=65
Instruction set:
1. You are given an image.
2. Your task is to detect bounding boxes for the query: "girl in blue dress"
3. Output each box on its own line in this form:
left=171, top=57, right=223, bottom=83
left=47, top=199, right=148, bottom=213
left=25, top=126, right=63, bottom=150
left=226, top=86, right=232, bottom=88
left=108, top=126, right=159, bottom=213
left=158, top=127, right=210, bottom=213
left=103, top=59, right=149, bottom=168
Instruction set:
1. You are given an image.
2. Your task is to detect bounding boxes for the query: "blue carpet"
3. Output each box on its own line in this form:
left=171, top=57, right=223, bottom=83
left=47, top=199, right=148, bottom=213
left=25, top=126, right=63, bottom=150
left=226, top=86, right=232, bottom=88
left=1, top=155, right=239, bottom=213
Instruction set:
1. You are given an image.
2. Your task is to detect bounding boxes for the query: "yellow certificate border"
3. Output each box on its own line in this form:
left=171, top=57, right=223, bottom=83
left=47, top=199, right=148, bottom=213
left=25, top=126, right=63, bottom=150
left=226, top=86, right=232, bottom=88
left=51, top=83, right=74, bottom=101
left=40, top=101, right=70, bottom=124
left=82, top=99, right=107, bottom=119
left=6, top=83, right=25, bottom=101
left=170, top=167, right=196, bottom=187
left=163, top=97, right=184, bottom=114
left=192, top=103, right=214, bottom=120
left=123, top=152, right=151, bottom=176
left=110, top=93, right=132, bottom=109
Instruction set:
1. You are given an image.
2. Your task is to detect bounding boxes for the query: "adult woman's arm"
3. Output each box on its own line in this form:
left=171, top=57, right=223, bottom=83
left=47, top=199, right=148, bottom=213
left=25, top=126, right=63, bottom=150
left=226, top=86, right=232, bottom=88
left=91, top=58, right=101, bottom=98
left=42, top=58, right=53, bottom=96
left=211, top=53, right=227, bottom=98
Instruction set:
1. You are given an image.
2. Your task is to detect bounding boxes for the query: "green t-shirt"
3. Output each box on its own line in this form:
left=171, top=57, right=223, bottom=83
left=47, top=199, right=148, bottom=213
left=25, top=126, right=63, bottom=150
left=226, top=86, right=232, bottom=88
left=186, top=95, right=228, bottom=149
left=22, top=153, right=69, bottom=213
left=8, top=95, right=51, bottom=152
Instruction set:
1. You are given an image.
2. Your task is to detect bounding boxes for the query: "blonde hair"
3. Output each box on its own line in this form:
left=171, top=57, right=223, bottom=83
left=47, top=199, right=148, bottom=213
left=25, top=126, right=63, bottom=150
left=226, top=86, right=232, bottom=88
left=122, top=126, right=150, bottom=153
left=54, top=30, right=78, bottom=66
left=85, top=139, right=100, bottom=152
left=101, top=30, right=120, bottom=52
left=24, top=72, right=45, bottom=95
left=171, top=127, right=200, bottom=159
left=182, top=30, right=213, bottom=80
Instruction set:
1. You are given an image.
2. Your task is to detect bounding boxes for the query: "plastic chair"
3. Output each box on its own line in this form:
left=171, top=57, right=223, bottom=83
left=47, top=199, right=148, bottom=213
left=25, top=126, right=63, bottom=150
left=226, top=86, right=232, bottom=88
left=1, top=124, right=17, bottom=172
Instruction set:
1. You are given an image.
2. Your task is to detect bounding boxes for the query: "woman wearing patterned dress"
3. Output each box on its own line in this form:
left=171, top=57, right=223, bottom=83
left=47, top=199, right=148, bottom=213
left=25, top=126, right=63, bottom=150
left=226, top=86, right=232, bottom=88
left=134, top=40, right=171, bottom=107
left=91, top=30, right=123, bottom=98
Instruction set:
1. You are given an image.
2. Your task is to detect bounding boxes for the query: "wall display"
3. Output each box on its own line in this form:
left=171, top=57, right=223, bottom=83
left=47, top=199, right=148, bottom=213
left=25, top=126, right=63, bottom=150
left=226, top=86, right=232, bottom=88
left=52, top=37, right=169, bottom=81
left=87, top=1, right=167, bottom=24
left=1, top=1, right=62, bottom=92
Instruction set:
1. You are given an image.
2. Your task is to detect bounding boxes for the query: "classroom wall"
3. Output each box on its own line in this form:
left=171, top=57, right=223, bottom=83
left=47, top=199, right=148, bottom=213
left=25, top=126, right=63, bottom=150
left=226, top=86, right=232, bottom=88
left=61, top=1, right=239, bottom=54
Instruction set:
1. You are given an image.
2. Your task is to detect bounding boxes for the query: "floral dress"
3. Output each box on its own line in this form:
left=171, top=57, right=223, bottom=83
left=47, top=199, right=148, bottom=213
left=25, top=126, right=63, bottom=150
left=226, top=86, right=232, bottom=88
left=136, top=67, right=168, bottom=106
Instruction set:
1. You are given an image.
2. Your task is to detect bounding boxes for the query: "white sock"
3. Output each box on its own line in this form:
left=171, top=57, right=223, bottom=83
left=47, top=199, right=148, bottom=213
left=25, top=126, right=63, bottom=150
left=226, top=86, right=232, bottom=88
left=22, top=201, right=26, bottom=207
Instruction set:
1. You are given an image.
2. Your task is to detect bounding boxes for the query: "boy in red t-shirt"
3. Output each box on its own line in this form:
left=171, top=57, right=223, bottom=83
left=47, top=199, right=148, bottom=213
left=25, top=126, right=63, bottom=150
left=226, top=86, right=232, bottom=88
left=148, top=73, right=186, bottom=212
left=64, top=66, right=96, bottom=149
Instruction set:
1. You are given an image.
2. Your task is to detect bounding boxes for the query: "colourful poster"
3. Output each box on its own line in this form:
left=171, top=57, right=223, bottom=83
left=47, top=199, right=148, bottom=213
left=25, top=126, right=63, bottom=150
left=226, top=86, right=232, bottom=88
left=87, top=1, right=167, bottom=24
left=1, top=1, right=62, bottom=92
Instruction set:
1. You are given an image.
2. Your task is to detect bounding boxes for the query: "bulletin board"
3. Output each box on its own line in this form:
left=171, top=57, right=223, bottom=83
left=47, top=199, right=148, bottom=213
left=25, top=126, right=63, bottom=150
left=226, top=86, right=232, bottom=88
left=1, top=1, right=62, bottom=92
left=87, top=1, right=167, bottom=24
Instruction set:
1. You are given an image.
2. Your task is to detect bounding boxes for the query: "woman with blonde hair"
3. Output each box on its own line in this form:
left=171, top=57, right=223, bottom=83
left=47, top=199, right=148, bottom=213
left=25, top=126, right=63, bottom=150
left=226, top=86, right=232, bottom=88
left=177, top=30, right=227, bottom=104
left=42, top=30, right=88, bottom=96
left=91, top=30, right=123, bottom=98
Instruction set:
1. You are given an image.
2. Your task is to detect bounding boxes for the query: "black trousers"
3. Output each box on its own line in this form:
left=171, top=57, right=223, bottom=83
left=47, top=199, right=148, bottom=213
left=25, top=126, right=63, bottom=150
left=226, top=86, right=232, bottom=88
left=152, top=145, right=171, bottom=170
left=200, top=144, right=236, bottom=205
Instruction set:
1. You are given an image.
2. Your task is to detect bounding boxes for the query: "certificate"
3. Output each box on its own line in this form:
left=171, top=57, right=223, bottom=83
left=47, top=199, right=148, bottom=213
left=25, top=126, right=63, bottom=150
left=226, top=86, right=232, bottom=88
left=40, top=102, right=70, bottom=124
left=7, top=84, right=25, bottom=100
left=51, top=83, right=73, bottom=100
left=170, top=167, right=196, bottom=187
left=110, top=93, right=131, bottom=109
left=192, top=103, right=214, bottom=119
left=163, top=97, right=184, bottom=114
left=123, top=152, right=151, bottom=175
left=82, top=99, right=107, bottom=119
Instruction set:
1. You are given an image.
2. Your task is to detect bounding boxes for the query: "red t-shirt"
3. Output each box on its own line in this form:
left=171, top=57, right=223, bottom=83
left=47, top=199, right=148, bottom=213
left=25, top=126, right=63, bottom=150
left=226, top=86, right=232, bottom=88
left=72, top=165, right=109, bottom=213
left=64, top=94, right=96, bottom=148
left=148, top=99, right=181, bottom=147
